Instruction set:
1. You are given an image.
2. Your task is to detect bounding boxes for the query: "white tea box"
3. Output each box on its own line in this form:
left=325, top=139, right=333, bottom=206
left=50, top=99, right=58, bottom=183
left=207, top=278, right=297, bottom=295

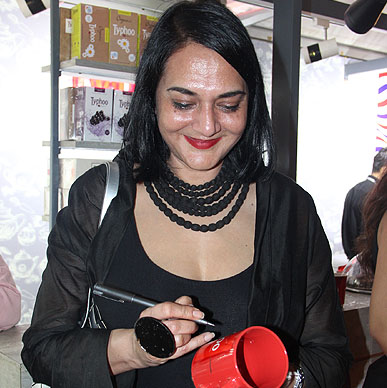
left=112, top=90, right=132, bottom=143
left=72, top=86, right=113, bottom=142
left=59, top=87, right=72, bottom=140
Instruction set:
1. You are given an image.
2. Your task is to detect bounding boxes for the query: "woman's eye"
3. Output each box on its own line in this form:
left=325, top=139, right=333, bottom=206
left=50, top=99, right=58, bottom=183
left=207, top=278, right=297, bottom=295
left=172, top=101, right=194, bottom=110
left=219, top=104, right=240, bottom=112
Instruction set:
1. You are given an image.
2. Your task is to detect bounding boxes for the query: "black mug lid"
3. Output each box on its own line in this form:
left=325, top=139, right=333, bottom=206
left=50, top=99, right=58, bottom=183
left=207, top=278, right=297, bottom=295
left=134, top=317, right=176, bottom=358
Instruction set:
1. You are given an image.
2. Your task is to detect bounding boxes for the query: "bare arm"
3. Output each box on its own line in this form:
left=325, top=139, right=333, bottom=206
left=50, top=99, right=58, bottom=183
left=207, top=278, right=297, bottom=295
left=369, top=210, right=387, bottom=354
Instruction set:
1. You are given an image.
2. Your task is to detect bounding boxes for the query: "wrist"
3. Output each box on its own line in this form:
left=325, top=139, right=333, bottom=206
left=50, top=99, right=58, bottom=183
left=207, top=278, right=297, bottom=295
left=284, top=365, right=305, bottom=388
left=108, top=329, right=148, bottom=374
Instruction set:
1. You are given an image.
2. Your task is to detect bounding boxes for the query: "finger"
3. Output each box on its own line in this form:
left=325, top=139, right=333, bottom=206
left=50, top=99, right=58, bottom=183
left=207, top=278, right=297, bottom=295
left=174, top=333, right=192, bottom=348
left=140, top=300, right=205, bottom=323
left=163, top=318, right=198, bottom=335
left=174, top=295, right=193, bottom=306
left=170, top=332, right=215, bottom=360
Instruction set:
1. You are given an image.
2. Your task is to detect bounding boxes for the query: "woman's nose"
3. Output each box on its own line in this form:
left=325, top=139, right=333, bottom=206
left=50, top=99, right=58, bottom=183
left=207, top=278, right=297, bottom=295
left=194, top=105, right=221, bottom=137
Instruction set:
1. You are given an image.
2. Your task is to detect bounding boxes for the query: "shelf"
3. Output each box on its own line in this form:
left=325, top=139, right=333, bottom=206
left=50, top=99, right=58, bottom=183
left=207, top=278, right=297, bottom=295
left=43, top=140, right=122, bottom=150
left=60, top=0, right=167, bottom=16
left=42, top=58, right=137, bottom=81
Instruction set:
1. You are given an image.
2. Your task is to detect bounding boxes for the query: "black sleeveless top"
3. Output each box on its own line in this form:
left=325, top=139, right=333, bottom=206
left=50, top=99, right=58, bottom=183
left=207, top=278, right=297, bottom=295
left=96, top=210, right=252, bottom=388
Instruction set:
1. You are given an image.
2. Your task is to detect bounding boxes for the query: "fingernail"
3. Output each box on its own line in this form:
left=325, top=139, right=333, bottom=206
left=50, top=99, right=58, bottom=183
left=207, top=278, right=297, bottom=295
left=193, top=310, right=204, bottom=319
left=204, top=332, right=215, bottom=342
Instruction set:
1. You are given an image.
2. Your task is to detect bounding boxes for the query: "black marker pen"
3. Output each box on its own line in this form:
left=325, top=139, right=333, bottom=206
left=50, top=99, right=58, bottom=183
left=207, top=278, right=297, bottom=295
left=93, top=283, right=215, bottom=327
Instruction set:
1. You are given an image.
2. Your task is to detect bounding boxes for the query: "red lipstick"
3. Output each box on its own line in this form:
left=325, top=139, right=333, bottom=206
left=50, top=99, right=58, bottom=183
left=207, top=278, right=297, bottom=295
left=184, top=136, right=221, bottom=149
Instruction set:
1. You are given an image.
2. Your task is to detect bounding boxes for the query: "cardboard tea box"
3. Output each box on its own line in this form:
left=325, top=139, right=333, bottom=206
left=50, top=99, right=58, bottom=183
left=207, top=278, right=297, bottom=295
left=137, top=14, right=158, bottom=66
left=109, top=9, right=139, bottom=67
left=60, top=7, right=72, bottom=62
left=71, top=3, right=109, bottom=63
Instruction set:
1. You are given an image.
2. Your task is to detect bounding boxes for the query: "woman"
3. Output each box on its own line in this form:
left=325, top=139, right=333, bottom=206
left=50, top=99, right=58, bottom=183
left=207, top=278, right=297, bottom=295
left=356, top=169, right=387, bottom=386
left=0, top=254, right=21, bottom=331
left=22, top=1, right=351, bottom=387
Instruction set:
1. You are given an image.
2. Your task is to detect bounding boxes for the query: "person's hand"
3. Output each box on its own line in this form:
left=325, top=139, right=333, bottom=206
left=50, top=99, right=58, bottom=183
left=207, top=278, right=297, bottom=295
left=136, top=296, right=215, bottom=363
left=107, top=296, right=215, bottom=375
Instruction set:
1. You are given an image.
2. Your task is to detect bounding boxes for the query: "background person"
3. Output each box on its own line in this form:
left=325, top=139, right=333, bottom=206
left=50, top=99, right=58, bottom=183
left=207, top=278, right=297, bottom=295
left=22, top=1, right=351, bottom=387
left=0, top=254, right=21, bottom=331
left=341, top=147, right=387, bottom=260
left=355, top=169, right=387, bottom=386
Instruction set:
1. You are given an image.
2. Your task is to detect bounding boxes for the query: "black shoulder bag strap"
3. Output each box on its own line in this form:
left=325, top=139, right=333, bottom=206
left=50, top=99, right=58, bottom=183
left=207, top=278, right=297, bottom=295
left=80, top=161, right=119, bottom=329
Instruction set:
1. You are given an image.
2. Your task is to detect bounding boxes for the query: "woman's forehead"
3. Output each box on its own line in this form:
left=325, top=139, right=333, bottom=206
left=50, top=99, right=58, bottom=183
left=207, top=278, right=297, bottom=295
left=159, top=43, right=246, bottom=93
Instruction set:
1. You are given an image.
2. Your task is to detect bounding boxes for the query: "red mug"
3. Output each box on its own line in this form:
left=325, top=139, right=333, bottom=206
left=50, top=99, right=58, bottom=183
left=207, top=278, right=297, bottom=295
left=191, top=326, right=289, bottom=388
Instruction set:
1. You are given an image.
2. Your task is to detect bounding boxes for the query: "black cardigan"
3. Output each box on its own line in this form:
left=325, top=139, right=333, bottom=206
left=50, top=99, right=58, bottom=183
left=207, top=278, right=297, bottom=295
left=22, top=155, right=352, bottom=387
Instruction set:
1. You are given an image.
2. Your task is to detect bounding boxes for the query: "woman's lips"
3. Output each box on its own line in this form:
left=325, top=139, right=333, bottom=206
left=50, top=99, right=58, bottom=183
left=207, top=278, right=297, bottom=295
left=184, top=136, right=221, bottom=149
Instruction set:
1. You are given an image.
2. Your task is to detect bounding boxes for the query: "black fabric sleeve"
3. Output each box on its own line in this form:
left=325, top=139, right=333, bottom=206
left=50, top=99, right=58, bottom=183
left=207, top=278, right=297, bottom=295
left=21, top=164, right=117, bottom=388
left=300, top=199, right=352, bottom=387
left=249, top=173, right=352, bottom=387
left=341, top=189, right=359, bottom=259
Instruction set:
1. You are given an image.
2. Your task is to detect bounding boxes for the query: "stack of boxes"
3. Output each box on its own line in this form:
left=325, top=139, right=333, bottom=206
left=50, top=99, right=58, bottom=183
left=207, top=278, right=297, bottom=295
left=58, top=3, right=158, bottom=144
left=60, top=3, right=158, bottom=69
left=54, top=3, right=157, bottom=210
left=60, top=86, right=133, bottom=143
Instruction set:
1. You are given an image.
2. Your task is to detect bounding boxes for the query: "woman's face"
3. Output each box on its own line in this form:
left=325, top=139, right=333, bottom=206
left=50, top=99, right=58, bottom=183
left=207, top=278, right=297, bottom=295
left=155, top=43, right=248, bottom=181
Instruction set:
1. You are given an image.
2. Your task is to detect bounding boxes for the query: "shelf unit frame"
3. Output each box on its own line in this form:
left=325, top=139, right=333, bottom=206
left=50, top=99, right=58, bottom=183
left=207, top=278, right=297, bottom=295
left=48, top=0, right=138, bottom=228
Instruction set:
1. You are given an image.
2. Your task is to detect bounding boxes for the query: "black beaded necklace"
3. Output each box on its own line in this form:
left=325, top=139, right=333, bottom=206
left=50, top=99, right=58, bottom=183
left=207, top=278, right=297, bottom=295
left=144, top=162, right=250, bottom=232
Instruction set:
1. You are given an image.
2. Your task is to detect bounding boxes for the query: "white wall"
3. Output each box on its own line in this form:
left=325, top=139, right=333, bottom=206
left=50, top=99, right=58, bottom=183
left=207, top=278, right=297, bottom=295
left=0, top=0, right=50, bottom=324
left=253, top=41, right=383, bottom=264
left=297, top=56, right=382, bottom=263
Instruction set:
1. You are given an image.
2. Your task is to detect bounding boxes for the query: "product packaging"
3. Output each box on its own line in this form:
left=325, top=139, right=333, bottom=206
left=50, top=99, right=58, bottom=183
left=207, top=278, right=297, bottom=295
left=112, top=90, right=132, bottom=143
left=71, top=3, right=109, bottom=63
left=137, top=14, right=158, bottom=66
left=60, top=7, right=72, bottom=62
left=61, top=86, right=113, bottom=142
left=59, top=87, right=72, bottom=140
left=109, top=9, right=138, bottom=67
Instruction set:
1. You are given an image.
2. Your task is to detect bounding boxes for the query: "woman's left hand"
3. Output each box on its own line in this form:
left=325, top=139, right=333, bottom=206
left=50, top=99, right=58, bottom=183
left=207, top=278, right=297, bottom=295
left=107, top=295, right=215, bottom=375
left=138, top=295, right=215, bottom=359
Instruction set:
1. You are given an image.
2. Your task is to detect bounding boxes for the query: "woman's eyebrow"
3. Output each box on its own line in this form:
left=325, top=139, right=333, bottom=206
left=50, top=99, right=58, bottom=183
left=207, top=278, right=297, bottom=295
left=167, top=86, right=195, bottom=96
left=218, top=90, right=247, bottom=98
left=166, top=87, right=246, bottom=99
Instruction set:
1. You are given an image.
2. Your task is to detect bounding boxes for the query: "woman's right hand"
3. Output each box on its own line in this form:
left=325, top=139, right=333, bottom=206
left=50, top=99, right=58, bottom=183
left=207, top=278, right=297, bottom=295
left=107, top=296, right=215, bottom=375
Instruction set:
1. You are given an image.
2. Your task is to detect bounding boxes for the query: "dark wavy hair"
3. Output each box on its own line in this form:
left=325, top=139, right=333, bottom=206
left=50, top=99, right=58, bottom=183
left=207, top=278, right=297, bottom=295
left=122, top=0, right=274, bottom=183
left=372, top=147, right=387, bottom=173
left=356, top=170, right=387, bottom=274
